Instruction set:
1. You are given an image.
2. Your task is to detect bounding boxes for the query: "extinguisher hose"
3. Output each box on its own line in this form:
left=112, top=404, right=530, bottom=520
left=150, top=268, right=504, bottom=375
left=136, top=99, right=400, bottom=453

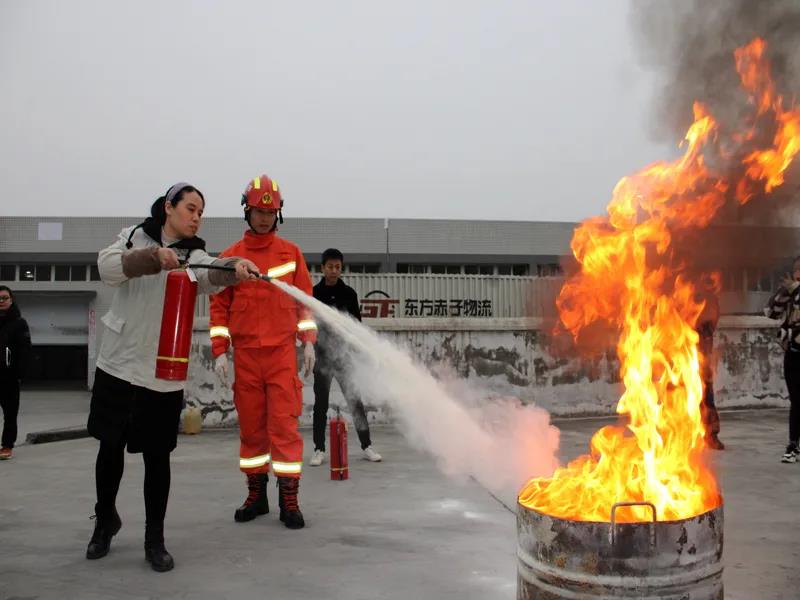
left=186, top=263, right=272, bottom=282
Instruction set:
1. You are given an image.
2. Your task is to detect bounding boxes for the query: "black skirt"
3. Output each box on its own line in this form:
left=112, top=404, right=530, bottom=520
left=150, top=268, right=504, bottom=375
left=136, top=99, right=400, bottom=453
left=87, top=368, right=183, bottom=453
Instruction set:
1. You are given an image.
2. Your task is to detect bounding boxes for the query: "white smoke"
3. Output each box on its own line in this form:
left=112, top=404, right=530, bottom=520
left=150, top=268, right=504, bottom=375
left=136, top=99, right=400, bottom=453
left=272, top=280, right=560, bottom=502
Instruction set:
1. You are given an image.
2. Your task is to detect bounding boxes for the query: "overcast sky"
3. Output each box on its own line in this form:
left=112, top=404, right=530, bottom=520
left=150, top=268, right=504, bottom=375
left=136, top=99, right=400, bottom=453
left=1, top=0, right=672, bottom=221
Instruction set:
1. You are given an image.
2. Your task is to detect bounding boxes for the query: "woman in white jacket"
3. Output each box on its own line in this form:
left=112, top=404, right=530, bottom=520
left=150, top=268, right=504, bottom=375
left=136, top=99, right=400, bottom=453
left=86, top=182, right=258, bottom=572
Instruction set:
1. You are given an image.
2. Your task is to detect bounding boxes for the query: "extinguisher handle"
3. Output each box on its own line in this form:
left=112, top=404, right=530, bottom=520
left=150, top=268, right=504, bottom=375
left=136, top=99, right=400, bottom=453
left=187, top=263, right=272, bottom=282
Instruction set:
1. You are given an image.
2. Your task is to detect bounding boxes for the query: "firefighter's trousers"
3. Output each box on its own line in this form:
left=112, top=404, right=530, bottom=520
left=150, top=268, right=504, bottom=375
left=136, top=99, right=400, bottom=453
left=233, top=344, right=303, bottom=478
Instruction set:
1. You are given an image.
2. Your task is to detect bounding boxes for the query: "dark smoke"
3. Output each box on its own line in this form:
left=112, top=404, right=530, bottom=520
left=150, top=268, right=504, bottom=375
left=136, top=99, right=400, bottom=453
left=629, top=0, right=800, bottom=144
left=629, top=0, right=800, bottom=222
left=547, top=3, right=800, bottom=362
left=627, top=0, right=800, bottom=299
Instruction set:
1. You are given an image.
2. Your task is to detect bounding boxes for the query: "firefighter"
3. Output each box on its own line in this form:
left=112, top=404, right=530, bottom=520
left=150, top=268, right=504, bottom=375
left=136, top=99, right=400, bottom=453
left=210, top=174, right=317, bottom=529
left=87, top=183, right=258, bottom=572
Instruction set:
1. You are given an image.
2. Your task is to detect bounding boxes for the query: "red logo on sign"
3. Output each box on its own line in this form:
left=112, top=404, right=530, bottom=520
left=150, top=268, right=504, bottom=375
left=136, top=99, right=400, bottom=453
left=361, top=290, right=399, bottom=318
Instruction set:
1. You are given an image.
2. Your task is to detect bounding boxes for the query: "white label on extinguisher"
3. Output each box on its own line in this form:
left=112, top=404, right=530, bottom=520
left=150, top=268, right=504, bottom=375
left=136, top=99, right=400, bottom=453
left=185, top=267, right=198, bottom=283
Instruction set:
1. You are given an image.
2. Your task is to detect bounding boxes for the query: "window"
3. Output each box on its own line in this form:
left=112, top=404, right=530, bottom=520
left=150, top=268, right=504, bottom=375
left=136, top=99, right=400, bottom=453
left=20, top=265, right=35, bottom=281
left=512, top=265, right=529, bottom=276
left=54, top=265, right=71, bottom=281
left=36, top=265, right=52, bottom=281
left=396, top=264, right=409, bottom=273
left=430, top=265, right=446, bottom=274
left=464, top=265, right=479, bottom=275
left=758, top=270, right=776, bottom=293
left=479, top=265, right=494, bottom=275
left=364, top=264, right=380, bottom=273
left=71, top=265, right=87, bottom=281
left=497, top=264, right=512, bottom=275
left=0, top=265, right=15, bottom=281
left=348, top=264, right=365, bottom=273
left=445, top=265, right=461, bottom=275
left=90, top=265, right=101, bottom=281
left=723, top=269, right=744, bottom=292
left=538, top=263, right=562, bottom=277
left=746, top=268, right=761, bottom=292
left=409, top=264, right=427, bottom=274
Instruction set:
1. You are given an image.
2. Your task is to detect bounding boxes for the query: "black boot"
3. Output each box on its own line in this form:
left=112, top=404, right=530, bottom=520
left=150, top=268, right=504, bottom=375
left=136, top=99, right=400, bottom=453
left=144, top=522, right=174, bottom=572
left=277, top=476, right=305, bottom=530
left=234, top=473, right=269, bottom=522
left=86, top=503, right=122, bottom=560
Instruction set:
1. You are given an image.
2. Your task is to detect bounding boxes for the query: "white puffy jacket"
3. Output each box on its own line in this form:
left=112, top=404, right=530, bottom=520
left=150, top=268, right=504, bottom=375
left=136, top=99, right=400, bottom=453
left=96, top=225, right=235, bottom=392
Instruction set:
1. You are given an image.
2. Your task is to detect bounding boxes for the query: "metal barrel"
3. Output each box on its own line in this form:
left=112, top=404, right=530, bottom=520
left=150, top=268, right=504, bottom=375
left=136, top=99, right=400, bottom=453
left=517, top=502, right=723, bottom=599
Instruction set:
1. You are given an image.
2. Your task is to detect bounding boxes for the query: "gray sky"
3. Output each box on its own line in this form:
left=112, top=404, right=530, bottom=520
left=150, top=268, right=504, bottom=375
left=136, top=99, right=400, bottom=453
left=1, top=0, right=670, bottom=221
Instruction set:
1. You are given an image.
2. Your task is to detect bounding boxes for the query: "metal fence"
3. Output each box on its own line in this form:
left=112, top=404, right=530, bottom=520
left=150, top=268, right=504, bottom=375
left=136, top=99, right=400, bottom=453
left=193, top=272, right=775, bottom=320
left=194, top=274, right=565, bottom=319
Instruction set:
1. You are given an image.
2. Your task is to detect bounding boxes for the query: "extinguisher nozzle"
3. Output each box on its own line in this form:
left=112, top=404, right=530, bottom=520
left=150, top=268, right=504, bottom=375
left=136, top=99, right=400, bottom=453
left=244, top=267, right=272, bottom=283
left=188, top=263, right=273, bottom=284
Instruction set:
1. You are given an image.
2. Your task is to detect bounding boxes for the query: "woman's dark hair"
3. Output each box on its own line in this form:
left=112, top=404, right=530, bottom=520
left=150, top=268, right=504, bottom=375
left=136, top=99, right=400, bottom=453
left=149, top=184, right=205, bottom=226
left=0, top=285, right=13, bottom=301
left=322, top=248, right=344, bottom=265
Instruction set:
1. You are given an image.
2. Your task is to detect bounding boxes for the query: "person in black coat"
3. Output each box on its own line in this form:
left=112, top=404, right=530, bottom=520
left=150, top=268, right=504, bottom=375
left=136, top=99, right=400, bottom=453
left=765, top=256, right=800, bottom=463
left=309, top=249, right=382, bottom=466
left=696, top=281, right=723, bottom=450
left=0, top=286, right=32, bottom=460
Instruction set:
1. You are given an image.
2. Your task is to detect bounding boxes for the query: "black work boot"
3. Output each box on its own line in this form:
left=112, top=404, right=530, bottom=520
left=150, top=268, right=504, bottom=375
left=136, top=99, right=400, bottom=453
left=234, top=473, right=269, bottom=522
left=144, top=522, right=174, bottom=572
left=277, top=476, right=305, bottom=530
left=86, top=503, right=122, bottom=560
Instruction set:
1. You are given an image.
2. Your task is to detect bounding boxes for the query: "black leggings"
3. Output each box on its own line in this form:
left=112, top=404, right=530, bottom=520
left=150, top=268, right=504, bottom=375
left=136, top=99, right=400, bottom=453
left=95, top=440, right=171, bottom=525
left=784, top=351, right=800, bottom=444
left=0, top=378, right=20, bottom=449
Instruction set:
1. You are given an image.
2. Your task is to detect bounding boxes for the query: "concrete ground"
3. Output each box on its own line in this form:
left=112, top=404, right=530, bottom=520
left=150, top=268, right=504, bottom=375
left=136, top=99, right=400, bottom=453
left=1, top=389, right=798, bottom=600
left=12, top=384, right=91, bottom=442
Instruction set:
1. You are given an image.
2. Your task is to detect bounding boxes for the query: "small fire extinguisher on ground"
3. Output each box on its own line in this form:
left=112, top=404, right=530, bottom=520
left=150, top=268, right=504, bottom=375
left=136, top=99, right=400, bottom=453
left=329, top=406, right=349, bottom=481
left=155, top=268, right=198, bottom=381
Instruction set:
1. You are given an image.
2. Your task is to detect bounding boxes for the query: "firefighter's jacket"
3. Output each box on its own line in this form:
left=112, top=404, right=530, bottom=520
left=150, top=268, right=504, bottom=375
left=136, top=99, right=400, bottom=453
left=210, top=230, right=317, bottom=356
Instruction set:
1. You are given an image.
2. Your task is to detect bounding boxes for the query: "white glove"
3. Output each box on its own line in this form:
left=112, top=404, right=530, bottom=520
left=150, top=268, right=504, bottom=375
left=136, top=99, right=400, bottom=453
left=302, top=342, right=316, bottom=378
left=214, top=354, right=230, bottom=387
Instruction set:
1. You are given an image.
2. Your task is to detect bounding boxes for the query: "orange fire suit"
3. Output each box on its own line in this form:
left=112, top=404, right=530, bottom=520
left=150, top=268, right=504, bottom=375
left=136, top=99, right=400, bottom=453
left=209, top=230, right=317, bottom=478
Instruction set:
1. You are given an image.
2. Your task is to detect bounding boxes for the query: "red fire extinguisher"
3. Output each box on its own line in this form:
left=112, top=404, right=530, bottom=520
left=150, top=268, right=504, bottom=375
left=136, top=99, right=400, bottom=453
left=330, top=406, right=349, bottom=481
left=155, top=269, right=198, bottom=381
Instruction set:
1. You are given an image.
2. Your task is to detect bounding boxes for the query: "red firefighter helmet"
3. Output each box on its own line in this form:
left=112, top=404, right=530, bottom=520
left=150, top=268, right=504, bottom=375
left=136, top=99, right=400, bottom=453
left=241, top=174, right=283, bottom=212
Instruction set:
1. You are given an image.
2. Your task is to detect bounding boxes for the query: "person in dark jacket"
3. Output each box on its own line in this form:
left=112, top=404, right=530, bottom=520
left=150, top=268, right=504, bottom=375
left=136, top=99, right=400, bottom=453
left=696, top=276, right=723, bottom=450
left=309, top=249, right=381, bottom=466
left=0, top=285, right=32, bottom=460
left=765, top=256, right=800, bottom=463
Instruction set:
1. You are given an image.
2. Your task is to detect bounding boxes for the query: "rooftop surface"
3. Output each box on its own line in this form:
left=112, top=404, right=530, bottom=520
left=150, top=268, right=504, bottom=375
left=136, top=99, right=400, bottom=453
left=0, top=389, right=796, bottom=599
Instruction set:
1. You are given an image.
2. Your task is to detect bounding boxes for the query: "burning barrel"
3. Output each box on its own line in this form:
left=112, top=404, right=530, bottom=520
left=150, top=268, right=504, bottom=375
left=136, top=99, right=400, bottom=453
left=505, top=34, right=800, bottom=600
left=516, top=501, right=723, bottom=599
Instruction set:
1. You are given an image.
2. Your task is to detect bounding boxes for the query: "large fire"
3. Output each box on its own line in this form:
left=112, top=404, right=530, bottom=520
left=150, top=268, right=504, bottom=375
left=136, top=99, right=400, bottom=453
left=518, top=38, right=800, bottom=523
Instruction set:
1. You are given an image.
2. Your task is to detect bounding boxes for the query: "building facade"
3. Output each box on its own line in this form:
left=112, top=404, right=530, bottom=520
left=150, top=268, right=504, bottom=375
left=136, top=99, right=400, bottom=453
left=1, top=215, right=798, bottom=387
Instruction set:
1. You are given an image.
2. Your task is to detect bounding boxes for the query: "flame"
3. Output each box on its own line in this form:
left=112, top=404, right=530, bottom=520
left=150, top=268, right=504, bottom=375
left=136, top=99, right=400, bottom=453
left=519, top=38, right=800, bottom=523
